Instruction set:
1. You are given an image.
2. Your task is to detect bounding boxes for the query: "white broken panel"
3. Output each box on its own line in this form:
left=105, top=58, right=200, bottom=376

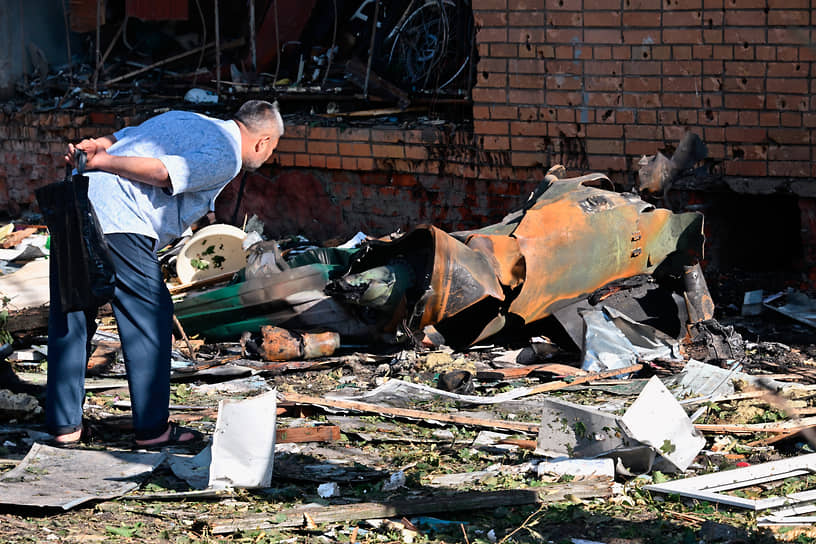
left=671, top=359, right=791, bottom=401
left=536, top=397, right=633, bottom=459
left=645, top=453, right=816, bottom=511
left=0, top=443, right=165, bottom=509
left=620, top=376, right=705, bottom=472
left=536, top=376, right=704, bottom=473
left=208, top=390, right=277, bottom=489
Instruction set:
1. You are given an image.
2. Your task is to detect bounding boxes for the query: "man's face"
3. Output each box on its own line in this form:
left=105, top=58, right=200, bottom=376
left=244, top=133, right=280, bottom=171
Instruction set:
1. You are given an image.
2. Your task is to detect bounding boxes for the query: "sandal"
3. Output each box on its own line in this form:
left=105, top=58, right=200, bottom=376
left=44, top=425, right=92, bottom=449
left=134, top=423, right=205, bottom=451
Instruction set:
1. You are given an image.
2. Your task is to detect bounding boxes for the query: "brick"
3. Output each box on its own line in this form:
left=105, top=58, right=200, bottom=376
left=404, top=145, right=428, bottom=160
left=338, top=143, right=371, bottom=156
left=760, top=112, right=781, bottom=126
left=483, top=136, right=511, bottom=150
left=295, top=154, right=310, bottom=167
left=587, top=155, right=627, bottom=172
left=509, top=27, right=548, bottom=44
left=325, top=156, right=342, bottom=169
left=544, top=91, right=583, bottom=107
left=480, top=71, right=508, bottom=87
left=662, top=93, right=702, bottom=108
left=623, top=11, right=661, bottom=26
left=767, top=78, right=808, bottom=94
left=510, top=74, right=545, bottom=89
left=768, top=128, right=809, bottom=144
left=724, top=93, right=765, bottom=110
left=508, top=89, right=547, bottom=104
left=473, top=0, right=507, bottom=8
left=580, top=60, right=623, bottom=77
left=309, top=155, right=326, bottom=169
left=725, top=28, right=768, bottom=44
left=725, top=9, right=767, bottom=26
left=490, top=43, right=518, bottom=57
left=712, top=45, right=733, bottom=59
left=733, top=45, right=756, bottom=61
left=768, top=145, right=809, bottom=161
left=587, top=124, right=624, bottom=138
left=357, top=157, right=375, bottom=170
left=768, top=161, right=810, bottom=177
left=625, top=140, right=664, bottom=156
left=725, top=126, right=767, bottom=142
left=338, top=127, right=371, bottom=141
left=545, top=0, right=582, bottom=10
left=584, top=11, right=621, bottom=26
left=510, top=121, right=549, bottom=136
left=623, top=93, right=661, bottom=108
left=472, top=88, right=509, bottom=103
left=277, top=139, right=306, bottom=153
left=738, top=110, right=759, bottom=125
left=623, top=29, right=658, bottom=45
left=478, top=27, right=509, bottom=42
left=308, top=126, right=339, bottom=140
left=724, top=61, right=767, bottom=77
left=623, top=61, right=662, bottom=75
left=663, top=11, right=703, bottom=27
left=767, top=61, right=809, bottom=78
left=723, top=76, right=764, bottom=93
left=586, top=92, right=623, bottom=107
left=307, top=141, right=338, bottom=155
left=623, top=77, right=660, bottom=92
left=489, top=105, right=520, bottom=119
left=625, top=124, right=662, bottom=140
left=585, top=29, right=623, bottom=44
left=544, top=74, right=580, bottom=91
left=546, top=28, right=583, bottom=43
left=725, top=161, right=767, bottom=176
left=623, top=0, right=661, bottom=8
left=663, top=28, right=702, bottom=44
left=89, top=112, right=116, bottom=126
left=508, top=58, right=549, bottom=75
left=546, top=10, right=582, bottom=27
left=476, top=11, right=509, bottom=27
left=768, top=9, right=809, bottom=25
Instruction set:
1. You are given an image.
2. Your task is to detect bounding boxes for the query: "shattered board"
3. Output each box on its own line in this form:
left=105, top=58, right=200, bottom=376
left=0, top=443, right=165, bottom=509
left=330, top=378, right=551, bottom=407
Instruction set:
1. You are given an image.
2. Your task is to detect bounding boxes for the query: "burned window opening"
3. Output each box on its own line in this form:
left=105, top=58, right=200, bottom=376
left=8, top=0, right=476, bottom=123
left=704, top=194, right=803, bottom=276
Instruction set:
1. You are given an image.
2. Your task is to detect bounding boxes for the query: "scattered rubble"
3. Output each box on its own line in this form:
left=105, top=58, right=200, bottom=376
left=1, top=170, right=815, bottom=542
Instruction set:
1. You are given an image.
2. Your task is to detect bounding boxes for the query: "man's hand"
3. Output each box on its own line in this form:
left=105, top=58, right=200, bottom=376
left=64, top=137, right=116, bottom=170
left=63, top=135, right=170, bottom=188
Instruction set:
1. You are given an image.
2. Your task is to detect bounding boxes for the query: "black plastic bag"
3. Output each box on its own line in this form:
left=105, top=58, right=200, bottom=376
left=35, top=151, right=116, bottom=312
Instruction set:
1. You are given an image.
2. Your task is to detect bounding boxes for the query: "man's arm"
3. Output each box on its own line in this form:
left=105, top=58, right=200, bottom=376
left=65, top=135, right=171, bottom=189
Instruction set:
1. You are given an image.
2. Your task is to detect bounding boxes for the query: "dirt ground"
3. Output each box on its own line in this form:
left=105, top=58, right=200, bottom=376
left=1, top=274, right=816, bottom=544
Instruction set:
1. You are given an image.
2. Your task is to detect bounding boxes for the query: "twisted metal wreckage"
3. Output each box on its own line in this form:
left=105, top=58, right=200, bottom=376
left=175, top=163, right=707, bottom=353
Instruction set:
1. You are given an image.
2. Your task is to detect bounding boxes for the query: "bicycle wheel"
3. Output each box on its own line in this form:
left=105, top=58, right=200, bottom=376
left=386, top=0, right=472, bottom=91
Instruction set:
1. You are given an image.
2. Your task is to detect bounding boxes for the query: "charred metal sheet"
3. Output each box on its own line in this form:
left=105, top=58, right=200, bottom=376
left=506, top=178, right=704, bottom=324
left=346, top=226, right=505, bottom=334
left=464, top=234, right=525, bottom=290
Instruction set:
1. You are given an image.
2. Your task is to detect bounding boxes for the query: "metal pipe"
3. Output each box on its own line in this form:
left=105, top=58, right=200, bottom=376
left=249, top=0, right=257, bottom=72
left=215, top=0, right=221, bottom=94
left=363, top=0, right=380, bottom=98
left=94, top=0, right=101, bottom=92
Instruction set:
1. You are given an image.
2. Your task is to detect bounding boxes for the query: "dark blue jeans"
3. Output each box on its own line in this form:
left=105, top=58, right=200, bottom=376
left=46, top=233, right=173, bottom=441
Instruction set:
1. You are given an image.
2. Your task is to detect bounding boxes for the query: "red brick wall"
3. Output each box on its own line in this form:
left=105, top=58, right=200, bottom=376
left=2, top=1, right=815, bottom=282
left=471, top=0, right=816, bottom=184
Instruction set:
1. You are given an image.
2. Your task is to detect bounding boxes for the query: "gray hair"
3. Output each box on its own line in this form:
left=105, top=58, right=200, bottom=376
left=234, top=100, right=284, bottom=137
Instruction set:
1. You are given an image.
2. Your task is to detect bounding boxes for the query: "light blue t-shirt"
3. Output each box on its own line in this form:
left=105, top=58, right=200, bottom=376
left=87, top=110, right=243, bottom=248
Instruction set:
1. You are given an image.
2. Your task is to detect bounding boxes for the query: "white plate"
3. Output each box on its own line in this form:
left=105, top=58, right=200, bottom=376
left=176, top=224, right=247, bottom=284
